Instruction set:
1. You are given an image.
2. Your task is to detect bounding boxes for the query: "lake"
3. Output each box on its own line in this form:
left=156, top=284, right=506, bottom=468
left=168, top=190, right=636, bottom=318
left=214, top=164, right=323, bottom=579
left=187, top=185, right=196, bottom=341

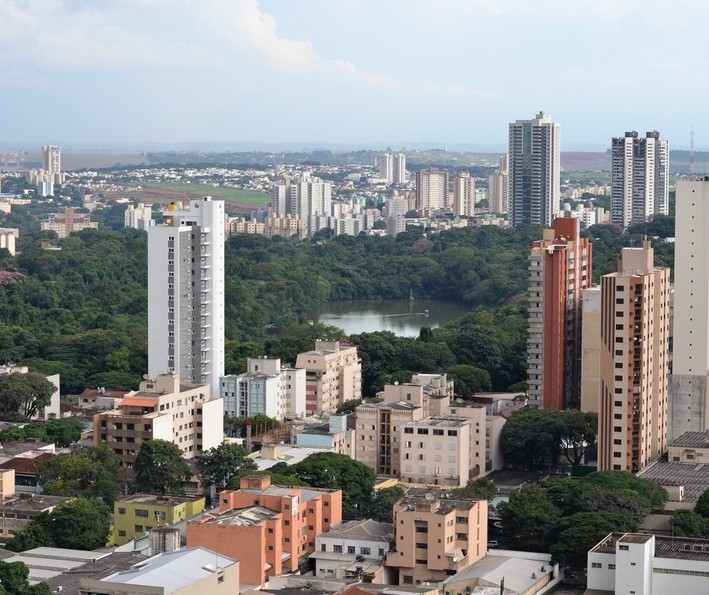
left=312, top=298, right=470, bottom=337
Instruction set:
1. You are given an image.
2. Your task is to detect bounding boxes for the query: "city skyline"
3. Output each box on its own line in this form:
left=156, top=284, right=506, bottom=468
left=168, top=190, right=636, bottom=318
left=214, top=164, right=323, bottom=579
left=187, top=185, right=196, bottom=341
left=1, top=0, right=707, bottom=148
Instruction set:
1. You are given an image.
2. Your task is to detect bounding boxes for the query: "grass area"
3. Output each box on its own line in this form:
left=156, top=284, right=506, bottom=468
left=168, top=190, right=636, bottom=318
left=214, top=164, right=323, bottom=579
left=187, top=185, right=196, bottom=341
left=135, top=182, right=269, bottom=207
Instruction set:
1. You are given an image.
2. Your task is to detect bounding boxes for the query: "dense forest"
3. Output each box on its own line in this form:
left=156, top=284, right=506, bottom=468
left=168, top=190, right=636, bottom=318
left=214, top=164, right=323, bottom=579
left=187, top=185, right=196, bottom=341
left=0, top=202, right=675, bottom=395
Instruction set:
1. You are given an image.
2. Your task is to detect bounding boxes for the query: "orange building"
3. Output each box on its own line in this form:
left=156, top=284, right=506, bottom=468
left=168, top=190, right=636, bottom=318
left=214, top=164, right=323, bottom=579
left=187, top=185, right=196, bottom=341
left=527, top=216, right=593, bottom=409
left=186, top=475, right=342, bottom=587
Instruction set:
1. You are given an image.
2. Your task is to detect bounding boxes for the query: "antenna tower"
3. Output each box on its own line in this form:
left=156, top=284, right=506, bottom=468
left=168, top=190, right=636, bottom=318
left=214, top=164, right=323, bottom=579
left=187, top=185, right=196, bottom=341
left=690, top=129, right=695, bottom=180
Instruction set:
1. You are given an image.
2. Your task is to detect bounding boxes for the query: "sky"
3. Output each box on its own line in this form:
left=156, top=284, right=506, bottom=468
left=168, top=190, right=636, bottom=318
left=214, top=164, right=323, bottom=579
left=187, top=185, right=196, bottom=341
left=0, top=0, right=707, bottom=150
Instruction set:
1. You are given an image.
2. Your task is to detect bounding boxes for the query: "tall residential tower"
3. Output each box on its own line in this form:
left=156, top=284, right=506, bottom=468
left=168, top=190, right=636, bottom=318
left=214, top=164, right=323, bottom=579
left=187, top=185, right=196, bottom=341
left=611, top=131, right=669, bottom=229
left=148, top=197, right=225, bottom=397
left=527, top=217, right=593, bottom=409
left=509, top=112, right=560, bottom=227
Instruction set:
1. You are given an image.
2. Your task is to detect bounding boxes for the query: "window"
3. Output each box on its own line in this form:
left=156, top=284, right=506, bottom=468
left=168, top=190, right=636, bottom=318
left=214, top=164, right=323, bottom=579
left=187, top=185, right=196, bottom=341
left=135, top=509, right=149, bottom=517
left=360, top=547, right=371, bottom=555
left=608, top=564, right=616, bottom=569
left=118, top=508, right=126, bottom=515
left=591, top=562, right=602, bottom=568
left=404, top=428, right=413, bottom=434
left=619, top=544, right=629, bottom=551
left=334, top=545, right=342, bottom=553
left=118, top=530, right=126, bottom=537
left=134, top=525, right=144, bottom=532
left=348, top=546, right=355, bottom=554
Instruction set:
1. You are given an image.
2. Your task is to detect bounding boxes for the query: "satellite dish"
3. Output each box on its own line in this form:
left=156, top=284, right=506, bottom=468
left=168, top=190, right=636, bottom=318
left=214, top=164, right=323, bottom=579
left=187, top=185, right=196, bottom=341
left=425, top=492, right=435, bottom=501
left=142, top=374, right=149, bottom=379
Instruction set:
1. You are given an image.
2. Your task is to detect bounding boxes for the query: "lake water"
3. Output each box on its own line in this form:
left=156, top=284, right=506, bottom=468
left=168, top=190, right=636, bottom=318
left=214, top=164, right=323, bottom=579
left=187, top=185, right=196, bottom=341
left=312, top=298, right=470, bottom=337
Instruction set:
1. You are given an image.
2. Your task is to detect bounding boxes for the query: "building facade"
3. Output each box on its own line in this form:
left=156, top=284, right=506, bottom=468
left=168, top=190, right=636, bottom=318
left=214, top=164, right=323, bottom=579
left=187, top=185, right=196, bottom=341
left=40, top=207, right=98, bottom=238
left=611, top=131, right=669, bottom=229
left=597, top=242, right=670, bottom=472
left=295, top=341, right=361, bottom=415
left=124, top=203, right=154, bottom=230
left=508, top=111, right=561, bottom=227
left=487, top=154, right=509, bottom=215
left=42, top=145, right=62, bottom=184
left=527, top=217, right=593, bottom=409
left=93, top=374, right=224, bottom=467
left=219, top=357, right=306, bottom=420
left=187, top=475, right=342, bottom=587
left=453, top=173, right=475, bottom=217
left=415, top=168, right=448, bottom=214
left=147, top=197, right=225, bottom=396
left=385, top=490, right=487, bottom=586
left=670, top=178, right=709, bottom=439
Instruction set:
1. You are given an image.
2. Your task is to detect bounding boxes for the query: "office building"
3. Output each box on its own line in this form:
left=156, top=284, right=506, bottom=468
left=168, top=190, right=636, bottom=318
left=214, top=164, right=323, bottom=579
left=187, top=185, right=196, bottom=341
left=587, top=532, right=709, bottom=595
left=40, top=207, right=98, bottom=238
left=148, top=197, right=225, bottom=396
left=453, top=173, right=475, bottom=217
left=219, top=357, right=306, bottom=419
left=508, top=112, right=561, bottom=227
left=385, top=489, right=487, bottom=586
left=124, top=203, right=154, bottom=230
left=611, top=131, right=669, bottom=229
left=527, top=217, right=593, bottom=409
left=487, top=154, right=509, bottom=215
left=93, top=373, right=224, bottom=468
left=670, top=179, right=709, bottom=438
left=187, top=475, right=342, bottom=587
left=295, top=341, right=362, bottom=415
left=597, top=242, right=670, bottom=472
left=415, top=168, right=448, bottom=213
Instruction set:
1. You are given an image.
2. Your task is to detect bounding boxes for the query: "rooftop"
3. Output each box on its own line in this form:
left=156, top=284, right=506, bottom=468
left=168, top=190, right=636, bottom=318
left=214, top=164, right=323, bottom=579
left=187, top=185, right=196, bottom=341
left=407, top=417, right=471, bottom=428
left=398, top=489, right=478, bottom=513
left=251, top=445, right=335, bottom=471
left=637, top=458, right=709, bottom=502
left=203, top=505, right=280, bottom=527
left=0, top=440, right=54, bottom=459
left=0, top=494, right=71, bottom=513
left=45, top=552, right=147, bottom=594
left=1, top=547, right=114, bottom=586
left=591, top=532, right=709, bottom=562
left=443, top=553, right=553, bottom=594
left=0, top=452, right=54, bottom=474
left=319, top=519, right=394, bottom=543
left=117, top=493, right=204, bottom=506
left=669, top=431, right=709, bottom=449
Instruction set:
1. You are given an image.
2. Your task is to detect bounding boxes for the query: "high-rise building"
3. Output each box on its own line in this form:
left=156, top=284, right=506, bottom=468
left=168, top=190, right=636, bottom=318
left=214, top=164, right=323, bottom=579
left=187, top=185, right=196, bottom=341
left=124, top=203, right=154, bottom=230
left=527, top=217, right=593, bottom=409
left=415, top=168, right=448, bottom=213
left=611, top=131, right=669, bottom=229
left=670, top=179, right=709, bottom=438
left=393, top=153, right=407, bottom=184
left=508, top=112, right=561, bottom=227
left=488, top=154, right=509, bottom=214
left=148, top=197, right=225, bottom=397
left=42, top=145, right=62, bottom=183
left=453, top=173, right=475, bottom=217
left=597, top=242, right=669, bottom=472
left=379, top=153, right=394, bottom=183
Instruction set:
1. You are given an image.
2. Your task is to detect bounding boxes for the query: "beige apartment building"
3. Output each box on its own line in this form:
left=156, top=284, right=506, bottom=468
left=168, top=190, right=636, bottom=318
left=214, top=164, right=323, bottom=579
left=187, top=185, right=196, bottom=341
left=597, top=242, right=670, bottom=472
left=40, top=207, right=98, bottom=238
left=93, top=374, right=223, bottom=468
left=385, top=489, right=488, bottom=586
left=295, top=341, right=362, bottom=415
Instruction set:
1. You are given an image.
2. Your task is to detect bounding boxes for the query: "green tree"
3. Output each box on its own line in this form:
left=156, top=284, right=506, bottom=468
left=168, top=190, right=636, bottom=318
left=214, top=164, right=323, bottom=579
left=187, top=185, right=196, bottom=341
left=37, top=445, right=122, bottom=505
left=336, top=399, right=364, bottom=415
left=500, top=408, right=566, bottom=469
left=576, top=486, right=651, bottom=523
left=4, top=516, right=53, bottom=552
left=367, top=486, right=405, bottom=523
left=498, top=486, right=560, bottom=550
left=446, top=364, right=492, bottom=397
left=0, top=372, right=55, bottom=420
left=560, top=411, right=597, bottom=465
left=550, top=512, right=638, bottom=568
left=44, top=417, right=84, bottom=447
left=673, top=510, right=709, bottom=538
left=49, top=498, right=111, bottom=549
left=274, top=452, right=376, bottom=519
left=695, top=488, right=709, bottom=518
left=451, top=478, right=497, bottom=501
left=196, top=443, right=257, bottom=490
left=134, top=440, right=192, bottom=495
left=578, top=471, right=667, bottom=510
left=0, top=560, right=52, bottom=594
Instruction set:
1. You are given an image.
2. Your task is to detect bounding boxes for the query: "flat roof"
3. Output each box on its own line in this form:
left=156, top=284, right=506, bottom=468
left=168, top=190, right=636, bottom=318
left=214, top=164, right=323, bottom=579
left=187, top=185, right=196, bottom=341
left=319, top=519, right=393, bottom=542
left=204, top=505, right=280, bottom=527
left=591, top=532, right=709, bottom=562
left=117, top=493, right=203, bottom=506
left=443, top=554, right=553, bottom=593
left=407, top=417, right=470, bottom=428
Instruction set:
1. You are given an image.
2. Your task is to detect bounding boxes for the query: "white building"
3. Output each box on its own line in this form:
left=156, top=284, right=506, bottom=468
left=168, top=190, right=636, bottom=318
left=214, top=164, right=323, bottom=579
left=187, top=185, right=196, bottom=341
left=0, top=228, right=19, bottom=256
left=310, top=519, right=393, bottom=580
left=670, top=178, right=709, bottom=439
left=587, top=532, right=709, bottom=595
left=42, top=145, right=63, bottom=184
left=379, top=154, right=394, bottom=184
left=488, top=154, right=509, bottom=215
left=416, top=169, right=448, bottom=213
left=0, top=365, right=60, bottom=421
left=393, top=153, right=407, bottom=184
left=453, top=173, right=475, bottom=217
left=508, top=112, right=561, bottom=227
left=611, top=131, right=669, bottom=229
left=124, top=203, right=154, bottom=230
left=219, top=357, right=305, bottom=420
left=148, top=197, right=225, bottom=398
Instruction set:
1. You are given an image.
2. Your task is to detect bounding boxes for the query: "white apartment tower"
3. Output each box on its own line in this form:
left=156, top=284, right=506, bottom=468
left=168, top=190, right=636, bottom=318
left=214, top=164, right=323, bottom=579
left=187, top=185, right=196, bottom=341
left=124, top=203, right=154, bottom=230
left=393, top=153, right=406, bottom=184
left=670, top=179, right=709, bottom=438
left=379, top=153, right=406, bottom=184
left=42, top=145, right=61, bottom=182
left=453, top=173, right=475, bottom=217
left=611, top=131, right=669, bottom=229
left=148, top=197, right=225, bottom=397
left=416, top=168, right=448, bottom=213
left=488, top=154, right=509, bottom=214
left=508, top=112, right=561, bottom=227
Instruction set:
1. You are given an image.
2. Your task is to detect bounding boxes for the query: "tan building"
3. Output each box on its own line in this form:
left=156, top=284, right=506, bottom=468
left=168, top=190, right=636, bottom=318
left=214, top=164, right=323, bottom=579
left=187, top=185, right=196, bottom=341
left=581, top=286, right=602, bottom=413
left=0, top=228, right=18, bottom=256
left=597, top=242, right=670, bottom=472
left=93, top=374, right=223, bottom=468
left=295, top=341, right=362, bottom=415
left=40, top=207, right=98, bottom=238
left=386, top=489, right=487, bottom=586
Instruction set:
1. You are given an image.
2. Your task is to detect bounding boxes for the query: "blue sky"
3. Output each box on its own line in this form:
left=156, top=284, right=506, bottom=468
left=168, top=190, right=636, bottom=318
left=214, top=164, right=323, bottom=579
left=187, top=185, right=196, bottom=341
left=0, top=0, right=706, bottom=149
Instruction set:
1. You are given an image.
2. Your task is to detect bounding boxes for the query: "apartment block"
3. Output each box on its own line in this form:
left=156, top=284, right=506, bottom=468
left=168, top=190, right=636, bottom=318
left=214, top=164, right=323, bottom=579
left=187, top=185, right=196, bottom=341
left=385, top=489, right=487, bottom=586
left=415, top=168, right=448, bottom=214
left=597, top=242, right=670, bottom=472
left=187, top=475, right=342, bottom=587
left=0, top=228, right=18, bottom=256
left=295, top=414, right=355, bottom=457
left=219, top=357, right=305, bottom=420
left=93, top=374, right=223, bottom=468
left=453, top=173, right=475, bottom=217
left=295, top=341, right=362, bottom=415
left=527, top=217, right=593, bottom=409
left=113, top=494, right=206, bottom=546
left=40, top=207, right=98, bottom=238
left=124, top=203, right=154, bottom=230
left=487, top=154, right=509, bottom=215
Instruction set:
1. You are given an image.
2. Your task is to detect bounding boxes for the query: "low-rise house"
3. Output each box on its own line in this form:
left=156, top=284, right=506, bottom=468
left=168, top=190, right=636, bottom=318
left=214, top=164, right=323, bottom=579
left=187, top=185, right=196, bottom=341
left=0, top=494, right=72, bottom=541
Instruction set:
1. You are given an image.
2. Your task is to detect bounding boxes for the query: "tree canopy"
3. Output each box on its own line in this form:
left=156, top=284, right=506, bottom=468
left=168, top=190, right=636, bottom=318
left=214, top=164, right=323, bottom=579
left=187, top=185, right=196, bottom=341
left=134, top=440, right=192, bottom=495
left=196, top=443, right=257, bottom=490
left=0, top=372, right=55, bottom=420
